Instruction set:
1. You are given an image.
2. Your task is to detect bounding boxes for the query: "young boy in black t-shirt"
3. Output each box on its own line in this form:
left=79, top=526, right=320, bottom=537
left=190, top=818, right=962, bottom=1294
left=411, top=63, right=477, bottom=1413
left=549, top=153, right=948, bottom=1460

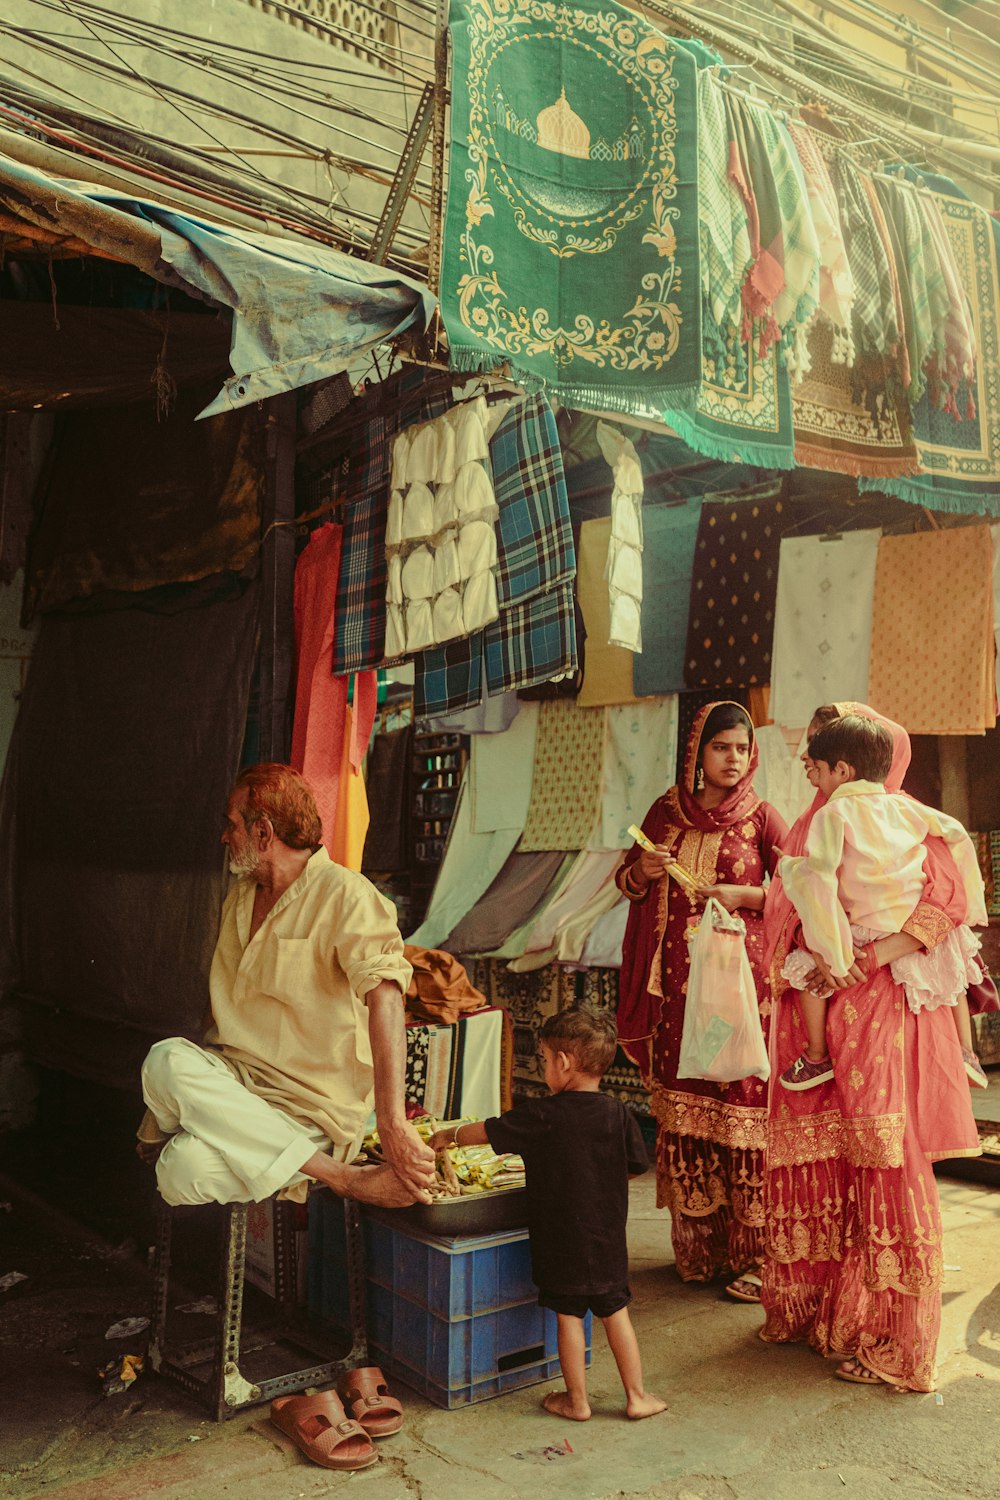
left=430, top=1006, right=666, bottom=1422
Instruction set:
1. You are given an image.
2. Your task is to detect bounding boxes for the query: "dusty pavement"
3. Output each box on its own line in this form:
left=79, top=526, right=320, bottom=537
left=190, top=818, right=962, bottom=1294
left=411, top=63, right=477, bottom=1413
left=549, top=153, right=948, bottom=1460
left=1, top=1151, right=998, bottom=1500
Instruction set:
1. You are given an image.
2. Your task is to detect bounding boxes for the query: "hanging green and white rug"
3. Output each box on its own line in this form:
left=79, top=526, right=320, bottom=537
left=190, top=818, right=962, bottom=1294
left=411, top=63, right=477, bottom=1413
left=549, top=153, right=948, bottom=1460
left=442, top=0, right=701, bottom=415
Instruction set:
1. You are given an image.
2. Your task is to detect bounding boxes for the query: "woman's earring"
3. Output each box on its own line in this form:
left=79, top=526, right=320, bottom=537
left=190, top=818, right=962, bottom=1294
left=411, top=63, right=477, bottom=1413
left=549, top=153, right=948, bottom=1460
left=696, top=765, right=705, bottom=791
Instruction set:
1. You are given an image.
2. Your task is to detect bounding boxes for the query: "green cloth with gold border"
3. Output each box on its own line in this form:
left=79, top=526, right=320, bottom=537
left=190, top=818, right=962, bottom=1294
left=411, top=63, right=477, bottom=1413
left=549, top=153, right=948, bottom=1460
left=442, top=0, right=700, bottom=415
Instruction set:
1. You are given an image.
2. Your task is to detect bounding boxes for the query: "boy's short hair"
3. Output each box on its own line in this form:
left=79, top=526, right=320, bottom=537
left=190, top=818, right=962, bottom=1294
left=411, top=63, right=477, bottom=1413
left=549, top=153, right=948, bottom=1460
left=807, top=713, right=893, bottom=783
left=539, top=1005, right=618, bottom=1079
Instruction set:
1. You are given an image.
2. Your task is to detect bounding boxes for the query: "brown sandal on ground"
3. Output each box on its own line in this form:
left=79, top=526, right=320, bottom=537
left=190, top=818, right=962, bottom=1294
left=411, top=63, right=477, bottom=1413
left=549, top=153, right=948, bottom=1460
left=724, top=1274, right=762, bottom=1303
left=270, top=1391, right=378, bottom=1469
left=833, top=1357, right=885, bottom=1387
left=337, top=1365, right=404, bottom=1438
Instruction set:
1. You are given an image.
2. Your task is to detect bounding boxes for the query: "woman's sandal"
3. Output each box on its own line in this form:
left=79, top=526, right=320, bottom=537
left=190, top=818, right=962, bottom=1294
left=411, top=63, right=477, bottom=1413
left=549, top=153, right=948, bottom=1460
left=270, top=1391, right=379, bottom=1469
left=724, top=1274, right=763, bottom=1304
left=337, top=1365, right=405, bottom=1438
left=833, top=1357, right=886, bottom=1387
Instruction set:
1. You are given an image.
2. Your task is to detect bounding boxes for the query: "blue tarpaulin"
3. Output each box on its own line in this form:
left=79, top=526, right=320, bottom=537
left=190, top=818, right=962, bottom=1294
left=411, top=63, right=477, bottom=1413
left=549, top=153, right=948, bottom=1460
left=0, top=150, right=436, bottom=416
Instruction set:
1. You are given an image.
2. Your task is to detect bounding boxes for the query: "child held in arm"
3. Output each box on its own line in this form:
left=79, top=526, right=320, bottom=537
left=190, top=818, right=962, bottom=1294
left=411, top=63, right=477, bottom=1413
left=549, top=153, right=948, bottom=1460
left=777, top=714, right=988, bottom=1091
left=430, top=1006, right=666, bottom=1423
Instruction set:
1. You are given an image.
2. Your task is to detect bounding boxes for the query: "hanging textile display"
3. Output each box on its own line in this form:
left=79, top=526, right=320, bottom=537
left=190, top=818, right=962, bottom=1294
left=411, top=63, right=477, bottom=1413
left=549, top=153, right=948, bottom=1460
left=576, top=517, right=640, bottom=707
left=414, top=395, right=578, bottom=714
left=469, top=700, right=539, bottom=834
left=331, top=382, right=400, bottom=675
left=595, top=697, right=679, bottom=851
left=384, top=397, right=500, bottom=657
left=508, top=850, right=623, bottom=972
left=753, top=724, right=815, bottom=829
left=520, top=698, right=607, bottom=851
left=409, top=703, right=540, bottom=945
left=596, top=422, right=644, bottom=652
left=769, top=529, right=881, bottom=728
left=792, top=322, right=919, bottom=478
left=661, top=80, right=796, bottom=470
left=859, top=178, right=1000, bottom=517
left=491, top=394, right=576, bottom=605
left=785, top=121, right=854, bottom=366
left=446, top=850, right=570, bottom=955
left=362, top=724, right=412, bottom=873
left=632, top=498, right=702, bottom=697
left=867, top=526, right=996, bottom=735
left=290, top=524, right=375, bottom=869
left=683, top=486, right=784, bottom=688
left=442, top=0, right=701, bottom=414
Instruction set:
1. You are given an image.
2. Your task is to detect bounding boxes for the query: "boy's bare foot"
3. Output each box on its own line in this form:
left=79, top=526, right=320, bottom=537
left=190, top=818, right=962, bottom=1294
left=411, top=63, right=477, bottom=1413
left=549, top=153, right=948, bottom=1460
left=542, top=1391, right=591, bottom=1421
left=626, top=1391, right=668, bottom=1420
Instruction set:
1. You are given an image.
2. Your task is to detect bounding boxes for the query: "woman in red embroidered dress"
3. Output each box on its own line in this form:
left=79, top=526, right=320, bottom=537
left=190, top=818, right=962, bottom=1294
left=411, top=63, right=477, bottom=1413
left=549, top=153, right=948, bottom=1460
left=761, top=702, right=982, bottom=1391
left=616, top=702, right=787, bottom=1297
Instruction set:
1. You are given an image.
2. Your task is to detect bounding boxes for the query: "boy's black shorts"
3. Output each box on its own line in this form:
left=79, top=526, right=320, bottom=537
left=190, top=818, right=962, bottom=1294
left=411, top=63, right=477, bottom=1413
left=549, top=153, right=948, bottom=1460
left=538, top=1287, right=631, bottom=1319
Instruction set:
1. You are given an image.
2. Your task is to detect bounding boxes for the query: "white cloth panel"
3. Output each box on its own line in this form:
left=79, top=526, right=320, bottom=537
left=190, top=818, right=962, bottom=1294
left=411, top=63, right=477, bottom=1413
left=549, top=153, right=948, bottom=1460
left=469, top=701, right=540, bottom=834
left=592, top=697, right=679, bottom=851
left=769, top=530, right=880, bottom=729
left=753, top=724, right=815, bottom=831
left=597, top=421, right=644, bottom=652
left=508, top=850, right=622, bottom=971
left=406, top=779, right=520, bottom=948
left=576, top=895, right=629, bottom=969
left=384, top=396, right=500, bottom=654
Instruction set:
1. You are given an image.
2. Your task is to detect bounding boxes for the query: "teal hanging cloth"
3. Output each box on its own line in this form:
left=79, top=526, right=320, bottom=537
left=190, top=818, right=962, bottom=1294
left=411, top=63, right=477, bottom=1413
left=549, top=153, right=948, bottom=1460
left=441, top=0, right=701, bottom=417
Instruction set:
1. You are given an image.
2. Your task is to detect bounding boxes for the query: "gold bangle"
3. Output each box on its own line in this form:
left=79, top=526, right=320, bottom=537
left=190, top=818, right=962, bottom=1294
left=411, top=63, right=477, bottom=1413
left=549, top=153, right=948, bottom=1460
left=625, top=865, right=645, bottom=896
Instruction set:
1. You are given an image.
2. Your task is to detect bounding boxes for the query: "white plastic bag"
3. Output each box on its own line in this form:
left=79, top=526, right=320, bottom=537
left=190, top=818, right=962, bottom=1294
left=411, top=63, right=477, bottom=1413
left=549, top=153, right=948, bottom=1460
left=677, top=898, right=770, bottom=1083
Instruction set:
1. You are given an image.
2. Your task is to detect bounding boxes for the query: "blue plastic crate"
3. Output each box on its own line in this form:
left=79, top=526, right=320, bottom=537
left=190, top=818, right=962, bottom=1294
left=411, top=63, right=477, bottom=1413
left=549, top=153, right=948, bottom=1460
left=365, top=1214, right=538, bottom=1318
left=306, top=1193, right=591, bottom=1408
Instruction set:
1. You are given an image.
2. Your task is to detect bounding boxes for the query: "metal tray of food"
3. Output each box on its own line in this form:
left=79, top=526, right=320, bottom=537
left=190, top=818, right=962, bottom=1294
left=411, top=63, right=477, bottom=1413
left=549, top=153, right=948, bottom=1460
left=368, top=1185, right=528, bottom=1239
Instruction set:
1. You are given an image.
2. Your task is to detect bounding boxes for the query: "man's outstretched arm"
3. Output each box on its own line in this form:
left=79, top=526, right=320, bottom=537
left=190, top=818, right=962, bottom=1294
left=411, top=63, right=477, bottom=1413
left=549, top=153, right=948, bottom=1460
left=365, top=979, right=436, bottom=1200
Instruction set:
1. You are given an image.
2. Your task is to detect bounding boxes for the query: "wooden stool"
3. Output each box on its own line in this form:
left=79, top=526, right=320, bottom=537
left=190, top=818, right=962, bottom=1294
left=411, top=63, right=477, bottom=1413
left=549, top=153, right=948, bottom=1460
left=148, top=1193, right=368, bottom=1421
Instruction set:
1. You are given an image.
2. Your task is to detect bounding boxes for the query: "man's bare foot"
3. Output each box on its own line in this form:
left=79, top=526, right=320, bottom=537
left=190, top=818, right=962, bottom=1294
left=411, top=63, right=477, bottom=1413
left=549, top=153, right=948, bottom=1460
left=626, top=1391, right=668, bottom=1420
left=542, top=1391, right=591, bottom=1421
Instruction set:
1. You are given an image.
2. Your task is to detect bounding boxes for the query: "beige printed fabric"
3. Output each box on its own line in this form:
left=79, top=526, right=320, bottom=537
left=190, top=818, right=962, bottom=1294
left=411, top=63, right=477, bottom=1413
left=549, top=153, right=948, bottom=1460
left=868, top=526, right=996, bottom=735
left=519, top=699, right=607, bottom=851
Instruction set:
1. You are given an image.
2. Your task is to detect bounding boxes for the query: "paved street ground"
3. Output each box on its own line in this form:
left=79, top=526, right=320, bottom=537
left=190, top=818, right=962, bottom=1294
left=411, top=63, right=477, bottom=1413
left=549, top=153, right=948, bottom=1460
left=2, top=1171, right=998, bottom=1500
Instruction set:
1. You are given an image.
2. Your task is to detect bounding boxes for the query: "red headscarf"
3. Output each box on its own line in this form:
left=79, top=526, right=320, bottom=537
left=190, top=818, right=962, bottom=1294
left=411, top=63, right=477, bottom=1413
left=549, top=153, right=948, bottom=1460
left=617, top=701, right=761, bottom=1055
left=674, top=700, right=761, bottom=834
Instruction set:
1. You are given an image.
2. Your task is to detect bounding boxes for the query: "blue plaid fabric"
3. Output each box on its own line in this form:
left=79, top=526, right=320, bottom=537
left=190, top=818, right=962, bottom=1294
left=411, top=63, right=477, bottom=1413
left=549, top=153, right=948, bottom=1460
left=484, top=583, right=577, bottom=692
left=334, top=483, right=391, bottom=674
left=414, top=636, right=483, bottom=717
left=490, top=394, right=575, bottom=604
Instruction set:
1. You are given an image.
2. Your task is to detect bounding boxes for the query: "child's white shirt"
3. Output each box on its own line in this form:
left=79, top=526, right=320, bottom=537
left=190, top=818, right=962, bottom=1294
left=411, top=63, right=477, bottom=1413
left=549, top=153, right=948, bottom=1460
left=778, top=781, right=986, bottom=978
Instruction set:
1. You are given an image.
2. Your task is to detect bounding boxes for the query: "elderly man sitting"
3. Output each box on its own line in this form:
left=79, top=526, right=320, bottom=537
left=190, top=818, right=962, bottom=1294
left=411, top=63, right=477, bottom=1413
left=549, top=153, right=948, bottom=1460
left=137, top=762, right=434, bottom=1208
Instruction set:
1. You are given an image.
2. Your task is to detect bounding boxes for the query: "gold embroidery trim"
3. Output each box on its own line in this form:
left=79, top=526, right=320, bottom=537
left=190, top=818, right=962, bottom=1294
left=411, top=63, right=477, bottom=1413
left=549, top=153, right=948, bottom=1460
left=901, top=902, right=952, bottom=953
left=652, top=1083, right=767, bottom=1151
left=767, top=1110, right=905, bottom=1168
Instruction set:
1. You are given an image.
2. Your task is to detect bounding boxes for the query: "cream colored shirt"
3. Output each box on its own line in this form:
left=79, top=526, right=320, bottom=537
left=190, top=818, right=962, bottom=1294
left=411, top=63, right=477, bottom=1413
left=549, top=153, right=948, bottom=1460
left=204, top=848, right=412, bottom=1157
left=779, top=781, right=986, bottom=978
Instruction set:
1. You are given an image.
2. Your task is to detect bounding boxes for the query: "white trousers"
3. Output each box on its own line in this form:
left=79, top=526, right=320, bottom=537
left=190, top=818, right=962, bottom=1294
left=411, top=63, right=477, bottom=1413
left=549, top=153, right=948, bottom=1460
left=141, top=1037, right=333, bottom=1206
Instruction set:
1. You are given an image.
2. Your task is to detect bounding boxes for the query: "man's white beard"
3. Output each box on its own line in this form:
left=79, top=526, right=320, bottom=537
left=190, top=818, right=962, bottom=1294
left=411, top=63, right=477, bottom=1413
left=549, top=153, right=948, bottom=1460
left=228, top=847, right=260, bottom=878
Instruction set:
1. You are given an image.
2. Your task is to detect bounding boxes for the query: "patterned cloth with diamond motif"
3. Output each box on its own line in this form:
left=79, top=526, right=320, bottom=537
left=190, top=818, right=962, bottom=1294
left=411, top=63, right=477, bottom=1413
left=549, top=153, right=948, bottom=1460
left=769, top=529, right=881, bottom=728
left=683, top=488, right=785, bottom=688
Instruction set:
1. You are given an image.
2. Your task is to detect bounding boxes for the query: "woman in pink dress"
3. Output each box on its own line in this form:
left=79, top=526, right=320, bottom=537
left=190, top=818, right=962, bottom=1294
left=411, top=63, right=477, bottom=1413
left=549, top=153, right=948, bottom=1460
left=761, top=702, right=982, bottom=1391
left=616, top=701, right=787, bottom=1298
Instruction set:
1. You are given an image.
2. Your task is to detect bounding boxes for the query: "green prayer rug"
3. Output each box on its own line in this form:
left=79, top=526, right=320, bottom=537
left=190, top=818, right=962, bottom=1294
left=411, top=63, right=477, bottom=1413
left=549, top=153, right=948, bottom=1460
left=859, top=176, right=1000, bottom=517
left=660, top=324, right=796, bottom=469
left=442, top=0, right=701, bottom=415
